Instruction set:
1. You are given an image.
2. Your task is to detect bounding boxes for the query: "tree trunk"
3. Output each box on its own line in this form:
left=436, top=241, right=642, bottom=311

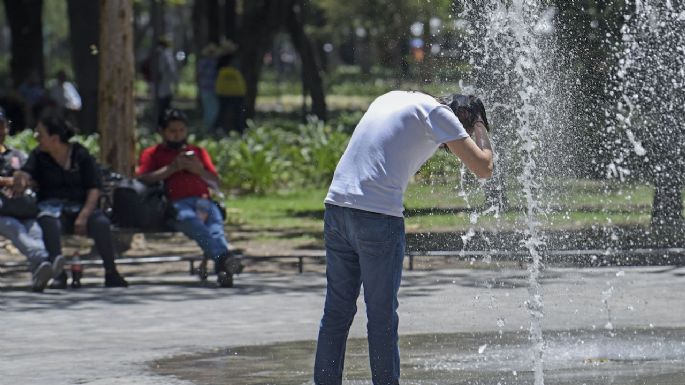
left=239, top=1, right=286, bottom=119
left=285, top=0, right=327, bottom=121
left=67, top=0, right=100, bottom=134
left=3, top=0, right=44, bottom=87
left=192, top=0, right=220, bottom=47
left=98, top=0, right=136, bottom=177
left=651, top=178, right=684, bottom=227
left=224, top=0, right=237, bottom=42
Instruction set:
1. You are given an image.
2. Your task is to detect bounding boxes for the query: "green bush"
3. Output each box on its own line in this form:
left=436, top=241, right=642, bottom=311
left=6, top=130, right=38, bottom=153
left=197, top=118, right=349, bottom=195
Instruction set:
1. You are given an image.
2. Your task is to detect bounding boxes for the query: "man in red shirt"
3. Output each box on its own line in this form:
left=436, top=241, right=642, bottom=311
left=137, top=108, right=241, bottom=287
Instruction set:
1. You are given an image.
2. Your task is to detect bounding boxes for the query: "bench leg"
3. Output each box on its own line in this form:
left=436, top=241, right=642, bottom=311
left=198, top=257, right=208, bottom=281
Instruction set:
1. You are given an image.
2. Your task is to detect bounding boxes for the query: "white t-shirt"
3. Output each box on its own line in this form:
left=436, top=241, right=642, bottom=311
left=325, top=90, right=469, bottom=217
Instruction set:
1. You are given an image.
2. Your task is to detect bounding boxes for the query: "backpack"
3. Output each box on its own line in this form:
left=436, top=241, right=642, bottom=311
left=110, top=179, right=175, bottom=231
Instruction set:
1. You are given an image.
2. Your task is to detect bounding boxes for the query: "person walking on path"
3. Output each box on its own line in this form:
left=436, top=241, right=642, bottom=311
left=313, top=91, right=494, bottom=385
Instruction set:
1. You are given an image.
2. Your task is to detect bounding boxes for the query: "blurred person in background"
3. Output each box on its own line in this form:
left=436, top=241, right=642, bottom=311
left=197, top=43, right=220, bottom=133
left=215, top=40, right=246, bottom=135
left=48, top=70, right=82, bottom=129
left=154, top=36, right=179, bottom=125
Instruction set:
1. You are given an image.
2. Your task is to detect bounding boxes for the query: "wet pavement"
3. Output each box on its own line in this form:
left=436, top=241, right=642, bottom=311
left=2, top=265, right=685, bottom=384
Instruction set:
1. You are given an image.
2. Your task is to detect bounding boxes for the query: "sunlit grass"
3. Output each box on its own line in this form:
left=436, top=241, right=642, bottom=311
left=227, top=180, right=668, bottom=234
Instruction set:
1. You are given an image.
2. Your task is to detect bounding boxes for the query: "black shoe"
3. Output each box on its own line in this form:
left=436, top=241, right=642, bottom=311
left=216, top=252, right=244, bottom=275
left=217, top=271, right=234, bottom=288
left=104, top=272, right=129, bottom=288
left=49, top=271, right=68, bottom=290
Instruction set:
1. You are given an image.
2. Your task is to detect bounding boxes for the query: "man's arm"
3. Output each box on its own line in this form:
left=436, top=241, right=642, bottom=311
left=446, top=121, right=494, bottom=179
left=177, top=155, right=220, bottom=190
left=138, top=161, right=179, bottom=184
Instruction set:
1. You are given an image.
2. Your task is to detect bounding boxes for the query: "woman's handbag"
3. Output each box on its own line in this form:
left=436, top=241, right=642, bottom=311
left=0, top=191, right=39, bottom=219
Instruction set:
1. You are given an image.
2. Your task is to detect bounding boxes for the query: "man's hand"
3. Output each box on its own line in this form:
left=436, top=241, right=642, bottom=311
left=176, top=154, right=205, bottom=175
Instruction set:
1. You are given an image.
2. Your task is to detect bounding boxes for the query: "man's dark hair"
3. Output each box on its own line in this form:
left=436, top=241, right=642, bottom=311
left=158, top=108, right=188, bottom=129
left=437, top=94, right=490, bottom=131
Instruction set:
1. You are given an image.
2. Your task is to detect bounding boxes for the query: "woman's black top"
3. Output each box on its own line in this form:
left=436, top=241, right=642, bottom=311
left=22, top=142, right=102, bottom=203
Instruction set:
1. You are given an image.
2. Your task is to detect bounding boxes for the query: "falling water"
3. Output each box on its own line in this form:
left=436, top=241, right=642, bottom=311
left=604, top=0, right=685, bottom=192
left=459, top=1, right=567, bottom=383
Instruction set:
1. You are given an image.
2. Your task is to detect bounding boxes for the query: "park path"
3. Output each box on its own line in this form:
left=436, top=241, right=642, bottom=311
left=1, top=265, right=684, bottom=384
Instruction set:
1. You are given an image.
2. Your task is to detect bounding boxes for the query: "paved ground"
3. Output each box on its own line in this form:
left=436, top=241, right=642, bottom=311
left=1, top=264, right=685, bottom=385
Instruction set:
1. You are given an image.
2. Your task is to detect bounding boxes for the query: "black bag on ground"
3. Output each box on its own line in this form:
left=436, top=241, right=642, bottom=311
left=111, top=179, right=174, bottom=231
left=0, top=192, right=38, bottom=219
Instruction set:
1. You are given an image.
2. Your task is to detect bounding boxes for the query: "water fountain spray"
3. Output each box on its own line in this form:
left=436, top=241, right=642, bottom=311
left=459, top=1, right=566, bottom=383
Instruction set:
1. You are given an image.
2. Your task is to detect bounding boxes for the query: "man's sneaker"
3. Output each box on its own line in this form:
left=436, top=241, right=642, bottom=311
left=32, top=262, right=53, bottom=292
left=49, top=271, right=68, bottom=289
left=217, top=271, right=234, bottom=288
left=104, top=272, right=129, bottom=288
left=217, top=253, right=244, bottom=275
left=51, top=255, right=66, bottom=278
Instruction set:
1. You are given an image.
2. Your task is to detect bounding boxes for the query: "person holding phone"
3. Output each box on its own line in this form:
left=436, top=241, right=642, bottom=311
left=137, top=108, right=242, bottom=287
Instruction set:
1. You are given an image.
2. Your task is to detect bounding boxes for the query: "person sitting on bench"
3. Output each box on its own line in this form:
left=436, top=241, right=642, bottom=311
left=136, top=108, right=242, bottom=288
left=0, top=107, right=65, bottom=291
left=13, top=113, right=128, bottom=288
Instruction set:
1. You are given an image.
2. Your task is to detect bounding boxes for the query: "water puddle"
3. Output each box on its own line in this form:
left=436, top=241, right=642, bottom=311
left=152, top=328, right=685, bottom=385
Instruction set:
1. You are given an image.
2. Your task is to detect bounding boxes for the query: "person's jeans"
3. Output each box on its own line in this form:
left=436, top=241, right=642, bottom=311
left=200, top=89, right=219, bottom=133
left=0, top=216, right=49, bottom=271
left=314, top=204, right=405, bottom=385
left=217, top=96, right=245, bottom=135
left=169, top=196, right=229, bottom=262
left=37, top=200, right=118, bottom=273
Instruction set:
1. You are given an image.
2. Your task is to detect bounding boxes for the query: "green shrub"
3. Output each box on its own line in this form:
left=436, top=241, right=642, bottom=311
left=6, top=129, right=38, bottom=153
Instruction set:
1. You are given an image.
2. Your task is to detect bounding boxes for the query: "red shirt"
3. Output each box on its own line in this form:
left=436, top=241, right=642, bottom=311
left=137, top=144, right=218, bottom=201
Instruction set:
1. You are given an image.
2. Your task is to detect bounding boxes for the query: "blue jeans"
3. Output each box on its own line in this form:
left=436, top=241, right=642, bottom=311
left=314, top=204, right=405, bottom=385
left=170, top=197, right=229, bottom=261
left=200, top=89, right=219, bottom=133
left=0, top=216, right=49, bottom=271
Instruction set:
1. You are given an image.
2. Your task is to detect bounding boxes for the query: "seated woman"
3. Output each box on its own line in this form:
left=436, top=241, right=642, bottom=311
left=13, top=114, right=128, bottom=288
left=0, top=107, right=64, bottom=291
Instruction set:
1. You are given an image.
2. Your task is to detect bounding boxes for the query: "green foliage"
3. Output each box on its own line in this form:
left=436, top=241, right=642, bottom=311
left=415, top=148, right=464, bottom=185
left=75, top=133, right=101, bottom=158
left=6, top=130, right=38, bottom=153
left=196, top=117, right=350, bottom=195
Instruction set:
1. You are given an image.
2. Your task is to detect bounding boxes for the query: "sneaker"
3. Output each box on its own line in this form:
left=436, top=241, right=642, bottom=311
left=217, top=271, right=234, bottom=288
left=104, top=271, right=129, bottom=288
left=51, top=255, right=66, bottom=278
left=217, top=252, right=244, bottom=275
left=32, top=262, right=53, bottom=292
left=49, top=271, right=68, bottom=290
